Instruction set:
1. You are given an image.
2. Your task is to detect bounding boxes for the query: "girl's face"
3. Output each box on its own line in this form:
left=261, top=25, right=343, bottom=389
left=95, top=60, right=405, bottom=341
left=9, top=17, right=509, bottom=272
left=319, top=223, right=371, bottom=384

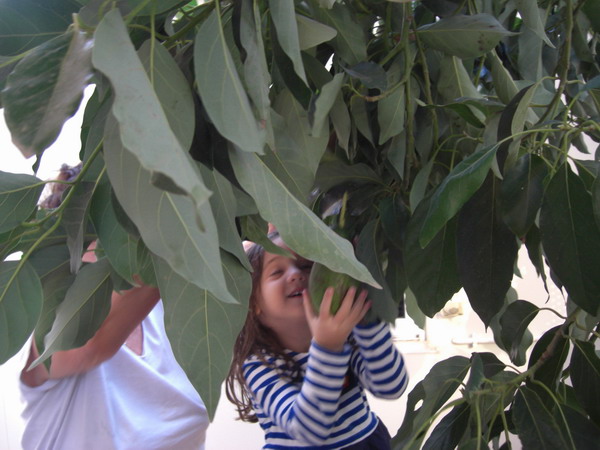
left=256, top=237, right=313, bottom=329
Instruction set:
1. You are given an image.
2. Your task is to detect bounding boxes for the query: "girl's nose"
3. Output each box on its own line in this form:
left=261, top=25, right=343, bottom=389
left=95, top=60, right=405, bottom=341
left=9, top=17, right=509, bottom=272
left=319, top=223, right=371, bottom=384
left=287, top=266, right=306, bottom=282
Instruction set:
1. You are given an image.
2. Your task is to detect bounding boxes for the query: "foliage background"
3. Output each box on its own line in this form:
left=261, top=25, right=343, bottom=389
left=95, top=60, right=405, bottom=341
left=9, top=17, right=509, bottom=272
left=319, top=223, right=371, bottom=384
left=1, top=0, right=599, bottom=448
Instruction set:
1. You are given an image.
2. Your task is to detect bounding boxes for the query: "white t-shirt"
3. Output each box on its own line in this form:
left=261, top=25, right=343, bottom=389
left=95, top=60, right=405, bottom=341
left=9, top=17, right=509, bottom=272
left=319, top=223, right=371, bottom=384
left=20, top=301, right=209, bottom=450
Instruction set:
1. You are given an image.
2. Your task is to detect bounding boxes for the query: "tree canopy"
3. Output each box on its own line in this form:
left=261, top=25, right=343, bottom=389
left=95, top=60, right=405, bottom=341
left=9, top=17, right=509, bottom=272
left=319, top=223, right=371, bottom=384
left=1, top=0, right=599, bottom=447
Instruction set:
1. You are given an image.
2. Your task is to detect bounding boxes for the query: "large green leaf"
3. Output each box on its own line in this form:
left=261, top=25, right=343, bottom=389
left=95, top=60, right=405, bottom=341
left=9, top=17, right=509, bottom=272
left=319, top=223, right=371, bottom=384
left=489, top=50, right=519, bottom=105
left=422, top=403, right=470, bottom=450
left=28, top=244, right=75, bottom=356
left=378, top=85, right=406, bottom=145
left=393, top=356, right=470, bottom=449
left=310, top=1, right=367, bottom=66
left=526, top=325, right=569, bottom=405
left=197, top=163, right=250, bottom=271
left=561, top=404, right=600, bottom=449
left=355, top=220, right=399, bottom=323
left=457, top=175, right=518, bottom=326
left=0, top=260, right=43, bottom=364
left=269, top=0, right=307, bottom=84
left=62, top=180, right=95, bottom=273
left=273, top=89, right=329, bottom=178
left=418, top=14, right=514, bottom=58
left=419, top=144, right=498, bottom=247
left=89, top=179, right=139, bottom=284
left=92, top=11, right=211, bottom=213
left=570, top=340, right=600, bottom=423
left=515, top=0, right=554, bottom=46
left=309, top=72, right=344, bottom=137
left=404, top=195, right=461, bottom=317
left=2, top=30, right=92, bottom=157
left=154, top=251, right=249, bottom=420
left=0, top=171, right=44, bottom=233
left=229, top=146, right=379, bottom=287
left=499, top=300, right=539, bottom=364
left=239, top=0, right=274, bottom=148
left=436, top=55, right=483, bottom=103
left=296, top=13, right=337, bottom=50
left=33, top=258, right=113, bottom=367
left=540, top=164, right=600, bottom=315
left=103, top=115, right=237, bottom=304
left=194, top=8, right=265, bottom=153
left=0, top=0, right=80, bottom=56
left=513, top=387, right=573, bottom=450
left=314, top=159, right=382, bottom=193
left=500, top=153, right=547, bottom=237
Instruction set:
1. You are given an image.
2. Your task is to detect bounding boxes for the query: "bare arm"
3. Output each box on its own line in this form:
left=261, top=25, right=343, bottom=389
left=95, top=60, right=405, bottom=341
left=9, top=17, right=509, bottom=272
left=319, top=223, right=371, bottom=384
left=21, top=284, right=160, bottom=387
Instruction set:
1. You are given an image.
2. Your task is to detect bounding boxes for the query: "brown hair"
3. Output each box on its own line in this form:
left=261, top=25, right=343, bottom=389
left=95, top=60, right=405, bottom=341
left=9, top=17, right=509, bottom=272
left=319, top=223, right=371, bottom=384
left=225, top=232, right=302, bottom=422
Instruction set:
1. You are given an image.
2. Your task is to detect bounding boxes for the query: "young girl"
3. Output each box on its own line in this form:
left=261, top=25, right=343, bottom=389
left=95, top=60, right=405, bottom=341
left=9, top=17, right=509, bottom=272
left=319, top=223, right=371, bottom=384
left=226, top=233, right=408, bottom=449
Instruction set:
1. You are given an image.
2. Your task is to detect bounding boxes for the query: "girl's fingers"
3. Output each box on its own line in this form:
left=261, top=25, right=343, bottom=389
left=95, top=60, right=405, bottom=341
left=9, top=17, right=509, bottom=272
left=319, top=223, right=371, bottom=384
left=336, top=286, right=358, bottom=315
left=302, top=289, right=316, bottom=320
left=319, top=287, right=335, bottom=316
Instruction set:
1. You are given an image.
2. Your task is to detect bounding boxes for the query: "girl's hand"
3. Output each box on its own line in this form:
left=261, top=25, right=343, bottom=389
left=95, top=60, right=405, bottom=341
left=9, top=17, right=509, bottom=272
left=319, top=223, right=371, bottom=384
left=302, top=287, right=371, bottom=352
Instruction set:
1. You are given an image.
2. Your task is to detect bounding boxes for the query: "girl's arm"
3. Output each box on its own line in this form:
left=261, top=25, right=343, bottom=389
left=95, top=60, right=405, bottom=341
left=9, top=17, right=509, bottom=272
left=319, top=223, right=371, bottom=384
left=350, top=321, right=409, bottom=399
left=243, top=342, right=352, bottom=445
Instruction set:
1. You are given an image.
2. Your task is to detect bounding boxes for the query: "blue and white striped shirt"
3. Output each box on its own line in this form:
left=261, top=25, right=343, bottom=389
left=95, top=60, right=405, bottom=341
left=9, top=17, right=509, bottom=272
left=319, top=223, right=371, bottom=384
left=243, top=321, right=408, bottom=449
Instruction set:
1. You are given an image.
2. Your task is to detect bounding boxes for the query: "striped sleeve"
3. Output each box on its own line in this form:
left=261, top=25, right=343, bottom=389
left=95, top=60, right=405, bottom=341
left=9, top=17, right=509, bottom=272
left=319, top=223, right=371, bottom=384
left=243, top=343, right=352, bottom=445
left=351, top=321, right=409, bottom=399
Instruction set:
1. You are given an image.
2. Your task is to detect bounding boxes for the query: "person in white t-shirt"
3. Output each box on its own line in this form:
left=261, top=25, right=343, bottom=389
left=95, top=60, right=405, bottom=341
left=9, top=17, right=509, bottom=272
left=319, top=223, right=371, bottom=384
left=19, top=164, right=209, bottom=449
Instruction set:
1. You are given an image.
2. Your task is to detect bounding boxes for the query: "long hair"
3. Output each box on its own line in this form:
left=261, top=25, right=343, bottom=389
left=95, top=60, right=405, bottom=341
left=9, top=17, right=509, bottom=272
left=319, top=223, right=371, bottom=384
left=225, top=233, right=302, bottom=422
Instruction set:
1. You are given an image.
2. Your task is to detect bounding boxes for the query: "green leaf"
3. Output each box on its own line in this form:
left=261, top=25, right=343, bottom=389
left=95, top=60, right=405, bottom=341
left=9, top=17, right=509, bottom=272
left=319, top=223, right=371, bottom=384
left=526, top=325, right=569, bottom=405
left=350, top=96, right=374, bottom=145
left=28, top=244, right=75, bottom=355
left=404, top=195, right=461, bottom=317
left=540, top=164, right=600, bottom=315
left=583, top=0, right=600, bottom=33
left=0, top=0, right=79, bottom=56
left=239, top=214, right=293, bottom=258
left=570, top=340, right=600, bottom=423
left=229, top=147, right=380, bottom=287
left=62, top=180, right=95, bottom=273
left=296, top=14, right=337, bottom=50
left=457, top=175, right=518, bottom=326
left=194, top=8, right=265, bottom=153
left=92, top=11, right=211, bottom=216
left=515, top=0, right=554, bottom=47
left=355, top=220, right=399, bottom=323
left=394, top=356, right=470, bottom=449
left=419, top=144, right=498, bottom=248
left=500, top=300, right=539, bottom=363
left=103, top=115, right=237, bottom=304
left=153, top=251, right=249, bottom=420
left=2, top=30, right=92, bottom=157
left=436, top=55, right=483, bottom=102
left=422, top=403, right=470, bottom=450
left=513, top=387, right=572, bottom=450
left=197, top=163, right=250, bottom=271
left=309, top=72, right=344, bottom=137
left=378, top=84, right=406, bottom=144
left=409, top=159, right=433, bottom=212
left=33, top=258, right=113, bottom=368
left=489, top=50, right=519, bottom=105
left=310, top=1, right=367, bottom=66
left=500, top=153, right=548, bottom=237
left=0, top=260, right=43, bottom=364
left=314, top=159, right=382, bottom=193
left=89, top=178, right=139, bottom=284
left=239, top=0, right=274, bottom=149
left=404, top=288, right=425, bottom=329
left=418, top=14, right=515, bottom=58
left=561, top=404, right=600, bottom=449
left=0, top=171, right=44, bottom=233
left=269, top=0, right=307, bottom=84
left=343, top=61, right=388, bottom=91
left=273, top=90, right=329, bottom=181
